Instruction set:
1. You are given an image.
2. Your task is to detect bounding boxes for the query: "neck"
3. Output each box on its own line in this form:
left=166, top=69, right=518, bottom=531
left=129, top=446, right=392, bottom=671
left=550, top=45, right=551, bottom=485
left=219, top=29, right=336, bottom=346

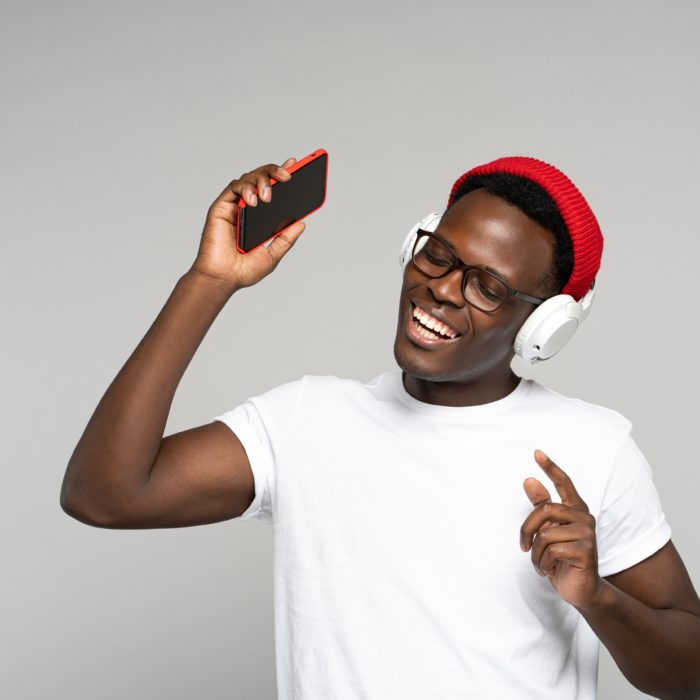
left=401, top=367, right=522, bottom=407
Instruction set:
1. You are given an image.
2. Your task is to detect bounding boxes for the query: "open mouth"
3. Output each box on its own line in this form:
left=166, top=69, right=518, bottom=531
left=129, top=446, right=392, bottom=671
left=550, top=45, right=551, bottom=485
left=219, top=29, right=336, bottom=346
left=408, top=302, right=460, bottom=344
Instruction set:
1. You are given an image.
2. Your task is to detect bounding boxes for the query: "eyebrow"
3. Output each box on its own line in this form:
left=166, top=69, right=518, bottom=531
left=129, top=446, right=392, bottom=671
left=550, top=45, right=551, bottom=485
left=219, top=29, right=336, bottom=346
left=431, top=231, right=514, bottom=287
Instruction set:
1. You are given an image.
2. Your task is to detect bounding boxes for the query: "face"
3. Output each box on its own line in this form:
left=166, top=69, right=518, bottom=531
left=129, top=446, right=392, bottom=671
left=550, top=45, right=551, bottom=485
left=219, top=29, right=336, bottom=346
left=393, top=188, right=556, bottom=384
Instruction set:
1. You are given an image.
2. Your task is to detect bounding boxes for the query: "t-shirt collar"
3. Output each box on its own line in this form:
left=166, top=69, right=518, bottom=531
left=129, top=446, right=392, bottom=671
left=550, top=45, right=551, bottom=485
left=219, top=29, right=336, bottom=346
left=391, top=368, right=531, bottom=418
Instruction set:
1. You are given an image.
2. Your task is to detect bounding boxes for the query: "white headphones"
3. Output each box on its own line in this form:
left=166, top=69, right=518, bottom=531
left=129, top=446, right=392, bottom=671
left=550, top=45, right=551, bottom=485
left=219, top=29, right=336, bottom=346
left=399, top=211, right=596, bottom=365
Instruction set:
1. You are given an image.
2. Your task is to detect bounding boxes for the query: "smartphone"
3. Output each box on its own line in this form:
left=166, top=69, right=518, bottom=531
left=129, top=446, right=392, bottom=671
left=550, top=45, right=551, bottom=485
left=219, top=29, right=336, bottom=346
left=236, top=148, right=328, bottom=254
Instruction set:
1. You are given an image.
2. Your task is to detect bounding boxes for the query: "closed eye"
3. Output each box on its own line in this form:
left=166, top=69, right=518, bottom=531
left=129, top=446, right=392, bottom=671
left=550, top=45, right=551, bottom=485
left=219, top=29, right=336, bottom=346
left=425, top=252, right=451, bottom=266
left=473, top=277, right=505, bottom=301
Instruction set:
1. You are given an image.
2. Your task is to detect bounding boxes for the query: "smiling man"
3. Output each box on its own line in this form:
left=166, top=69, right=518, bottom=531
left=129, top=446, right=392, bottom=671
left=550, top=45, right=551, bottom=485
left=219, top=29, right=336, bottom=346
left=61, top=155, right=700, bottom=699
left=397, top=180, right=560, bottom=404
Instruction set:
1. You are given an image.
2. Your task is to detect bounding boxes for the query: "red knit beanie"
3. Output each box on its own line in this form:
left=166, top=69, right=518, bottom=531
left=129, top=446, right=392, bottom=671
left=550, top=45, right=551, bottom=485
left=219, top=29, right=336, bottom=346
left=447, top=156, right=603, bottom=301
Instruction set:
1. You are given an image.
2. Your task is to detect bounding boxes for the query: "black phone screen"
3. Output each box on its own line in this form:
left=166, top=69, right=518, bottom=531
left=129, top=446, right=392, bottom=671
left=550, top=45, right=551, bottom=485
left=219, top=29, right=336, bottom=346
left=239, top=152, right=328, bottom=252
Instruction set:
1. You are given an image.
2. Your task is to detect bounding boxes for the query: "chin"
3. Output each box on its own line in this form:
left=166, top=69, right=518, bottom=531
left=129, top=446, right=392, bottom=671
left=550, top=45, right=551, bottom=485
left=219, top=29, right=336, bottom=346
left=394, top=326, right=517, bottom=385
left=392, top=333, right=460, bottom=383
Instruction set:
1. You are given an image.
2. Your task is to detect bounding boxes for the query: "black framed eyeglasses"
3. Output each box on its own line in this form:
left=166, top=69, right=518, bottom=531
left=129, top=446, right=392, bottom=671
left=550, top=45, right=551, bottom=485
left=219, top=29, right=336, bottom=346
left=411, top=229, right=547, bottom=313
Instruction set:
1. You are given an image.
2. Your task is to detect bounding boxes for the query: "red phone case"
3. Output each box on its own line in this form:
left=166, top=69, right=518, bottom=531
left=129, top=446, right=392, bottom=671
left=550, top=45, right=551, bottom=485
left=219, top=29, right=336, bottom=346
left=235, top=148, right=328, bottom=254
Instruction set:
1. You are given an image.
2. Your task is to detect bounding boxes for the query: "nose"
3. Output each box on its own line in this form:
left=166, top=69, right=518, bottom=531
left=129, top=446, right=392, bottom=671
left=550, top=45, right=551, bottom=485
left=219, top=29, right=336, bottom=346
left=426, top=267, right=467, bottom=308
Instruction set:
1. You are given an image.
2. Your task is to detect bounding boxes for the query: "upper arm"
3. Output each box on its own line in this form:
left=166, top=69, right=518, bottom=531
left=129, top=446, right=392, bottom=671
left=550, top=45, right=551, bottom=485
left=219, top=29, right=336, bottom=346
left=97, top=421, right=255, bottom=528
left=604, top=539, right=700, bottom=615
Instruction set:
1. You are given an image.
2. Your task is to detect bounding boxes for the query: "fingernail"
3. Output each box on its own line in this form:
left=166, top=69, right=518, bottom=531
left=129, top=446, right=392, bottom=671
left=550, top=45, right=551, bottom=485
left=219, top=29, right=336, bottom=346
left=262, top=186, right=269, bottom=199
left=251, top=194, right=257, bottom=204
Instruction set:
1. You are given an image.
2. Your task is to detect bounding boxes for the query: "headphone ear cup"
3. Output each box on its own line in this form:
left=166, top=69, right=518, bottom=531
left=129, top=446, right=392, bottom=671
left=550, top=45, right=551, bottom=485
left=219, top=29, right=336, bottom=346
left=513, top=294, right=583, bottom=364
left=400, top=212, right=442, bottom=269
left=399, top=230, right=417, bottom=270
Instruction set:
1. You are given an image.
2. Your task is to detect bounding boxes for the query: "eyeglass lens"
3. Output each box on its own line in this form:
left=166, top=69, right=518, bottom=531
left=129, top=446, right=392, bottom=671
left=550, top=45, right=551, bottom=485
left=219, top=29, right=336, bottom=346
left=412, top=233, right=508, bottom=312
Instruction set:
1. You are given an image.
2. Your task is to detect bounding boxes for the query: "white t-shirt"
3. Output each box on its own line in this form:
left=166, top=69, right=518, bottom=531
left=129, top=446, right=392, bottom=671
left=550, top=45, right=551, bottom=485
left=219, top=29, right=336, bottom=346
left=213, top=369, right=672, bottom=700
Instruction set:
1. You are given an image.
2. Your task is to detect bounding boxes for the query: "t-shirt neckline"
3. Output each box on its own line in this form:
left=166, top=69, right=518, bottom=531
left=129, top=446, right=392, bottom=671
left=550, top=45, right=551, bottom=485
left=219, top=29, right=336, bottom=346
left=391, top=368, right=531, bottom=418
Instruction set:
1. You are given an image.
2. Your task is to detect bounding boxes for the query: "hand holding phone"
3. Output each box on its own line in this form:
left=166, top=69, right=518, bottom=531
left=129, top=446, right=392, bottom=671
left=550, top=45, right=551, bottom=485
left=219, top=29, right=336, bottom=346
left=190, top=156, right=309, bottom=293
left=236, top=149, right=328, bottom=254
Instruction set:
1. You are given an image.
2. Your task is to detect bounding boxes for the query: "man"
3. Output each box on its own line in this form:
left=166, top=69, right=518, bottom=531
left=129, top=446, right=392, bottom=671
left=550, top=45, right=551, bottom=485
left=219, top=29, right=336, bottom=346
left=61, top=155, right=700, bottom=699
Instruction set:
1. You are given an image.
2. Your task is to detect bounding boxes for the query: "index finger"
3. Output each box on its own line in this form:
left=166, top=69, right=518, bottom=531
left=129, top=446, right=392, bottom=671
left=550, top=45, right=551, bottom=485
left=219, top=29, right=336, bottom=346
left=534, top=450, right=589, bottom=511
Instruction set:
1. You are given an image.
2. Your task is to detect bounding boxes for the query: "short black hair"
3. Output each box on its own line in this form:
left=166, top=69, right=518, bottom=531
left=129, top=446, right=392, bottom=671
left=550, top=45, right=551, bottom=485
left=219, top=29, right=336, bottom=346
left=448, top=173, right=574, bottom=297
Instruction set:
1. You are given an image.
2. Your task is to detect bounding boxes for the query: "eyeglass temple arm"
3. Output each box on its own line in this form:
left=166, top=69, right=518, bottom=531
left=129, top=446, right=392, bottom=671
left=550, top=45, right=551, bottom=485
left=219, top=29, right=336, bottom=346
left=515, top=277, right=597, bottom=310
left=513, top=291, right=545, bottom=306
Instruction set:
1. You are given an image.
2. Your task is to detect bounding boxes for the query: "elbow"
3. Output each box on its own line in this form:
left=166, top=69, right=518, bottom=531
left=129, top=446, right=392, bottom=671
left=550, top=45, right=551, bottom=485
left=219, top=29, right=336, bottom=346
left=60, top=489, right=111, bottom=528
left=60, top=474, right=133, bottom=529
left=60, top=498, right=133, bottom=529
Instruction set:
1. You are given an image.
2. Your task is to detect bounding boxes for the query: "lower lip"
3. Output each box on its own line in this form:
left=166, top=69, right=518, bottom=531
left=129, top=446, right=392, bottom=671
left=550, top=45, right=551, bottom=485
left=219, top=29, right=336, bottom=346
left=406, top=303, right=460, bottom=349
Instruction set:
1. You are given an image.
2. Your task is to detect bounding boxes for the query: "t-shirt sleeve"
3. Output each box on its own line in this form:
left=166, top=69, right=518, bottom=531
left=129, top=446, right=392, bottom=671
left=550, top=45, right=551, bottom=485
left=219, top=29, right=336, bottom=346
left=211, top=377, right=305, bottom=522
left=596, top=432, right=672, bottom=577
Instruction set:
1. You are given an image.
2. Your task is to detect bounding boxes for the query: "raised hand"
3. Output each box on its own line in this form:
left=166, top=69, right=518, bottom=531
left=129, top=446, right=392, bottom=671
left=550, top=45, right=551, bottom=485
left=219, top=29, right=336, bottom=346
left=190, top=157, right=306, bottom=292
left=520, top=450, right=604, bottom=608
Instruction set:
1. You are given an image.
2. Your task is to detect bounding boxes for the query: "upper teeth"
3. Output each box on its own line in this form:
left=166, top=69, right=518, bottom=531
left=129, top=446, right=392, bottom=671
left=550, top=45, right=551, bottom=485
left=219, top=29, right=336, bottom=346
left=413, top=305, right=458, bottom=339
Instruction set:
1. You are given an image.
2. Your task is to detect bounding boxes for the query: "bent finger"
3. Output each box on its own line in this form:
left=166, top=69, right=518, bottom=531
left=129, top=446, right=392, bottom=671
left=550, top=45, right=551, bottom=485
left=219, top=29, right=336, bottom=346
left=530, top=523, right=590, bottom=570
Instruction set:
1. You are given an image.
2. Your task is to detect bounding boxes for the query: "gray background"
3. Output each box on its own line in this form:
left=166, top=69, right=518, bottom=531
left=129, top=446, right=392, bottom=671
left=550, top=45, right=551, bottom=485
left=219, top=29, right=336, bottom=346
left=3, top=1, right=698, bottom=698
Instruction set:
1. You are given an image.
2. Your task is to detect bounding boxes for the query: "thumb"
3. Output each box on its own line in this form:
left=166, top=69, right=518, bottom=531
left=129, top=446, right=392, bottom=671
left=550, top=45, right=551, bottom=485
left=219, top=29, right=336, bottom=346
left=523, top=477, right=551, bottom=506
left=265, top=221, right=306, bottom=266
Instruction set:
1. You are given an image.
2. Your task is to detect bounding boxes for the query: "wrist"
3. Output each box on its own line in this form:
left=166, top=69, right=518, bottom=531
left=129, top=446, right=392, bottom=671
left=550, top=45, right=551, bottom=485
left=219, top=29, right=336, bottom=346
left=183, top=266, right=240, bottom=299
left=575, top=577, right=617, bottom=616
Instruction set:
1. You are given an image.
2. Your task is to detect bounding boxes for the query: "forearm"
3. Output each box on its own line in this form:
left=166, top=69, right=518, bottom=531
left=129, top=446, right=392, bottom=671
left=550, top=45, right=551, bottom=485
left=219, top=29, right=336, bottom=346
left=576, top=579, right=700, bottom=698
left=61, top=268, right=238, bottom=520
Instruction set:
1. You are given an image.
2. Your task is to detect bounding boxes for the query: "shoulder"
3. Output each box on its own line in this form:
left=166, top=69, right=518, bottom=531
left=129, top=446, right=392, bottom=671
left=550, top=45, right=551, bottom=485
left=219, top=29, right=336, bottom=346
left=526, top=379, right=632, bottom=440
